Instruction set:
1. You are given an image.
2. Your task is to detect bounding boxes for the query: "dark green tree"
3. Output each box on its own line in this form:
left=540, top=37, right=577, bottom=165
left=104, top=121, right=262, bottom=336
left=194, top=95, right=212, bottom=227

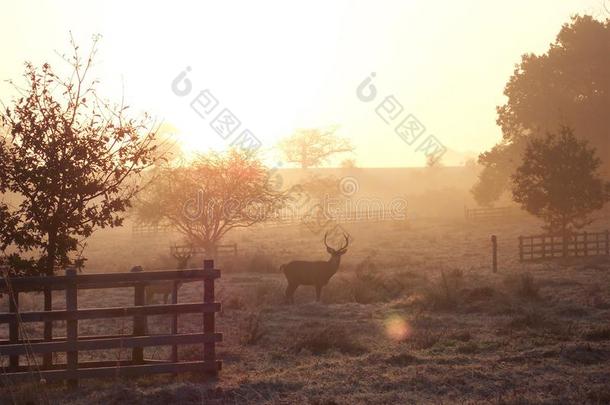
left=474, top=16, right=610, bottom=204
left=512, top=127, right=608, bottom=235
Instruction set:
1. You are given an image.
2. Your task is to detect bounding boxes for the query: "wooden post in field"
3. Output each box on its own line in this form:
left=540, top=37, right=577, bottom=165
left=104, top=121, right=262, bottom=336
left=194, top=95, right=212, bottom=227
left=133, top=277, right=146, bottom=364
left=171, top=280, right=179, bottom=365
left=43, top=287, right=53, bottom=369
left=541, top=235, right=546, bottom=259
left=203, top=259, right=216, bottom=372
left=65, top=267, right=78, bottom=388
left=8, top=286, right=19, bottom=371
left=491, top=235, right=497, bottom=273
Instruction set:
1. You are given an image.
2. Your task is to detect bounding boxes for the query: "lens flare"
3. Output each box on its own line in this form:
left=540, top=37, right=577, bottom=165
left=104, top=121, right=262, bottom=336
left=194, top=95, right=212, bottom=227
left=384, top=315, right=411, bottom=342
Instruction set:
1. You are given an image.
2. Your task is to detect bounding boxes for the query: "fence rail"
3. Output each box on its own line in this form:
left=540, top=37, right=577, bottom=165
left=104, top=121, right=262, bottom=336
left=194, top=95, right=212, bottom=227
left=519, top=231, right=610, bottom=262
left=132, top=223, right=173, bottom=237
left=262, top=207, right=404, bottom=228
left=0, top=261, right=221, bottom=387
left=170, top=244, right=238, bottom=258
left=465, top=206, right=521, bottom=222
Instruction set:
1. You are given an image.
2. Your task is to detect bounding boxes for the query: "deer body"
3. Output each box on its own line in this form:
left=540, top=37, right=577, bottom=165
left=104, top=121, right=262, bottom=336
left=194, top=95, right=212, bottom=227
left=282, top=233, right=349, bottom=304
left=130, top=245, right=192, bottom=304
left=145, top=281, right=182, bottom=305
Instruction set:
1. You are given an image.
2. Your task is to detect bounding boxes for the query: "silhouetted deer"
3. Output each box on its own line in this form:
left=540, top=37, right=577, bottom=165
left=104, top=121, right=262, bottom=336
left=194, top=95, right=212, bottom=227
left=281, top=232, right=349, bottom=304
left=130, top=244, right=193, bottom=304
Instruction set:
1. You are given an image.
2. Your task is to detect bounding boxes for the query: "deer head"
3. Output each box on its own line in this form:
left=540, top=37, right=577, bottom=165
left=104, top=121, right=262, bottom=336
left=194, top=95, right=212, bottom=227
left=324, top=231, right=349, bottom=262
left=171, top=244, right=193, bottom=270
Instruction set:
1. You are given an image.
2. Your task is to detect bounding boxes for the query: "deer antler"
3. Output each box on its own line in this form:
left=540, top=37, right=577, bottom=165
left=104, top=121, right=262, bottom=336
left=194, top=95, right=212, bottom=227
left=324, top=231, right=350, bottom=250
left=339, top=233, right=349, bottom=250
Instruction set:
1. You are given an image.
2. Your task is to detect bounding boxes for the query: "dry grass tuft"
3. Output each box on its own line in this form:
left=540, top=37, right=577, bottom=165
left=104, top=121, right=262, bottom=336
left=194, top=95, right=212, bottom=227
left=240, top=312, right=265, bottom=345
left=503, top=272, right=540, bottom=300
left=292, top=325, right=366, bottom=355
left=583, top=326, right=610, bottom=341
left=423, top=269, right=464, bottom=310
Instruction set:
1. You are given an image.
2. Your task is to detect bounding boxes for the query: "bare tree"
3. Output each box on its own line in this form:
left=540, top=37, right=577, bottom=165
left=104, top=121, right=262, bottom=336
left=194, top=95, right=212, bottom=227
left=278, top=127, right=354, bottom=169
left=136, top=149, right=287, bottom=256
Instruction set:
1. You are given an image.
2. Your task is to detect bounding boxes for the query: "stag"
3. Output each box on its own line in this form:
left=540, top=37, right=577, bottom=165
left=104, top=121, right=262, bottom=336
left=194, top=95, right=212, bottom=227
left=281, top=232, right=349, bottom=304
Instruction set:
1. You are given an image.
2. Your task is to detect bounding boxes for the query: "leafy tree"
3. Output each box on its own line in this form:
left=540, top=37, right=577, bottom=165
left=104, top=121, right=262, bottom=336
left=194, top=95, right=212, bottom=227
left=474, top=16, right=610, bottom=204
left=136, top=149, right=287, bottom=255
left=0, top=37, right=160, bottom=275
left=512, top=127, right=608, bottom=235
left=278, top=127, right=354, bottom=169
left=299, top=175, right=341, bottom=204
left=340, top=158, right=357, bottom=169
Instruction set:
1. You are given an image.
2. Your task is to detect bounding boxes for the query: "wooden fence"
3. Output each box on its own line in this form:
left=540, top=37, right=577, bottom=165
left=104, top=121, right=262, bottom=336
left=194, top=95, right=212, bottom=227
left=170, top=244, right=238, bottom=258
left=465, top=206, right=521, bottom=222
left=519, top=231, right=610, bottom=262
left=263, top=207, right=404, bottom=228
left=0, top=260, right=221, bottom=387
left=132, top=223, right=173, bottom=237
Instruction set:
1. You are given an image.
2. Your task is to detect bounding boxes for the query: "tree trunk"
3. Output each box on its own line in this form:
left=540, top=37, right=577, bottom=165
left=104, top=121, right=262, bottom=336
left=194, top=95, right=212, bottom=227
left=45, top=231, right=57, bottom=276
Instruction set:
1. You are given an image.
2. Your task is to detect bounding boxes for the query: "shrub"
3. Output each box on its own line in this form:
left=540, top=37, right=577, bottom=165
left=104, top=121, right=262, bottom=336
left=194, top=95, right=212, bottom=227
left=503, top=272, right=540, bottom=300
left=350, top=265, right=422, bottom=304
left=292, top=325, right=366, bottom=355
left=240, top=312, right=265, bottom=345
left=246, top=251, right=276, bottom=273
left=507, top=308, right=546, bottom=329
left=406, top=328, right=445, bottom=350
left=583, top=326, right=610, bottom=341
left=423, top=269, right=464, bottom=310
left=252, top=281, right=284, bottom=306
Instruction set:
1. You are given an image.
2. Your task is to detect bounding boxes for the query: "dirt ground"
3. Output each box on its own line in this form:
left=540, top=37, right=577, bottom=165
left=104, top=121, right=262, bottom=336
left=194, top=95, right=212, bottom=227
left=1, top=214, right=610, bottom=404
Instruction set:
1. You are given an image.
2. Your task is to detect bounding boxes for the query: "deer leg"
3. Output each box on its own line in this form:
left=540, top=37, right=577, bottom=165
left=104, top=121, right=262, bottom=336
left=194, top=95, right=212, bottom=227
left=315, top=285, right=322, bottom=302
left=285, top=283, right=297, bottom=304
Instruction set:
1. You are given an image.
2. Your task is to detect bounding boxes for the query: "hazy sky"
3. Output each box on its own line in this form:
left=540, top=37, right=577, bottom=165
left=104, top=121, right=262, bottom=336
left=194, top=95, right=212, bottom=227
left=1, top=0, right=608, bottom=167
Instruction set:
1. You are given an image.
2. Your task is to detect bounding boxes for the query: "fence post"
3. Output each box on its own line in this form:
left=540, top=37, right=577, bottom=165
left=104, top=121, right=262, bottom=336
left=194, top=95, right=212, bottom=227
left=171, top=280, right=179, bottom=365
left=491, top=235, right=497, bottom=273
left=203, top=259, right=216, bottom=373
left=65, top=267, right=78, bottom=388
left=8, top=287, right=19, bottom=372
left=133, top=278, right=146, bottom=364
left=518, top=236, right=524, bottom=262
left=43, top=287, right=53, bottom=369
left=541, top=236, right=546, bottom=259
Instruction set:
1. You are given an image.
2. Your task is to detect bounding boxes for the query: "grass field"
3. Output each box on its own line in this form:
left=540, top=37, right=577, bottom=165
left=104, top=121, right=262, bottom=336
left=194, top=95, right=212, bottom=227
left=2, top=214, right=610, bottom=404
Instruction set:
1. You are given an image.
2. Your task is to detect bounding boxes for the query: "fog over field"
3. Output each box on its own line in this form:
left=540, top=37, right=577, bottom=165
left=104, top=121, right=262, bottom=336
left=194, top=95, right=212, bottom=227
left=1, top=1, right=610, bottom=404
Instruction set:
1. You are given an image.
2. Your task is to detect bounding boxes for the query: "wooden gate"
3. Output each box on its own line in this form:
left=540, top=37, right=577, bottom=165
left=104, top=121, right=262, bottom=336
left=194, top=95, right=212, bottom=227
left=519, top=231, right=610, bottom=262
left=0, top=260, right=221, bottom=387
